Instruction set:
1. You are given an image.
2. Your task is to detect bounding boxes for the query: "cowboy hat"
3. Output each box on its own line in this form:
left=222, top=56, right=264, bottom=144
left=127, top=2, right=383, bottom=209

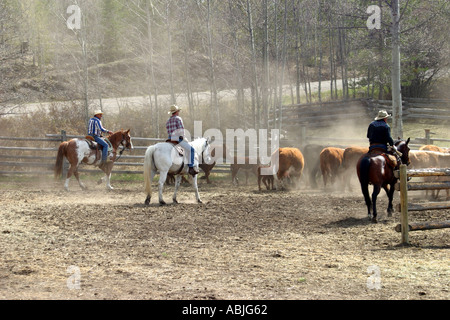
left=374, top=110, right=391, bottom=120
left=168, top=105, right=181, bottom=115
left=94, top=109, right=103, bottom=116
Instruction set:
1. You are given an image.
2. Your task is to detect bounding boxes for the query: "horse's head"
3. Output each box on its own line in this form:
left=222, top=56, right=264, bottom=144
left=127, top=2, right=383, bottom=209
left=395, top=137, right=411, bottom=166
left=121, top=129, right=133, bottom=150
left=191, top=137, right=213, bottom=165
left=110, top=129, right=133, bottom=151
left=201, top=137, right=213, bottom=165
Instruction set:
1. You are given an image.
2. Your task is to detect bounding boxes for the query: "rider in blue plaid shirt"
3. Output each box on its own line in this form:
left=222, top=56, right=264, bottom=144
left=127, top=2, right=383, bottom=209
left=166, top=105, right=198, bottom=176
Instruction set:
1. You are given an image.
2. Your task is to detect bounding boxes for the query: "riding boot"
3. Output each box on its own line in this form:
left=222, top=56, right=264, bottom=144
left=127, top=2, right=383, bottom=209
left=98, top=161, right=106, bottom=170
left=98, top=159, right=111, bottom=170
left=188, top=167, right=199, bottom=177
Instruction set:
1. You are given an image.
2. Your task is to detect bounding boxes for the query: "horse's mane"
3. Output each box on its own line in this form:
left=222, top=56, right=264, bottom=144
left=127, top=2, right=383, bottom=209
left=190, top=137, right=207, bottom=149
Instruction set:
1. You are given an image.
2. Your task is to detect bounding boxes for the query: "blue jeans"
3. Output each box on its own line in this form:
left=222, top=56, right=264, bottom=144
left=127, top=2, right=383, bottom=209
left=369, top=144, right=387, bottom=152
left=94, top=136, right=109, bottom=162
left=169, top=136, right=195, bottom=167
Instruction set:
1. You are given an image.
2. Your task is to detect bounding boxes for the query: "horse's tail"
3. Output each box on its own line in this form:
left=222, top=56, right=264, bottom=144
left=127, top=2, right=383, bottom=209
left=359, top=156, right=371, bottom=207
left=144, top=145, right=156, bottom=203
left=54, top=141, right=68, bottom=179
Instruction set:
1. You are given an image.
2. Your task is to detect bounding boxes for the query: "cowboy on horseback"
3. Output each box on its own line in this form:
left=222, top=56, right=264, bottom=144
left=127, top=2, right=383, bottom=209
left=367, top=110, right=395, bottom=153
left=88, top=109, right=113, bottom=168
left=166, top=105, right=198, bottom=177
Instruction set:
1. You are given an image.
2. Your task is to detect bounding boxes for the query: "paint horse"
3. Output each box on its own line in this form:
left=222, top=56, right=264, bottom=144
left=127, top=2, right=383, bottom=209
left=54, top=129, right=133, bottom=191
left=144, top=137, right=212, bottom=205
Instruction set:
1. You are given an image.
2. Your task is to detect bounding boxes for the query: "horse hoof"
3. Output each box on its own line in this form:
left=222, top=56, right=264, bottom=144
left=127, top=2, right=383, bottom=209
left=371, top=217, right=378, bottom=223
left=145, top=196, right=150, bottom=205
left=159, top=201, right=166, bottom=206
left=197, top=199, right=203, bottom=204
left=173, top=199, right=179, bottom=204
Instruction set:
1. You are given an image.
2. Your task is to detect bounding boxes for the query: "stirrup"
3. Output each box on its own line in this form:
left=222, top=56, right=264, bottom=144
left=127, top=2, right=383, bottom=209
left=188, top=167, right=199, bottom=176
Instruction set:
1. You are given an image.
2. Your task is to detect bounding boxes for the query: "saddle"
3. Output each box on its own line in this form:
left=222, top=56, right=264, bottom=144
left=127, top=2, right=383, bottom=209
left=85, top=136, right=113, bottom=160
left=166, top=139, right=184, bottom=157
left=368, top=148, right=398, bottom=168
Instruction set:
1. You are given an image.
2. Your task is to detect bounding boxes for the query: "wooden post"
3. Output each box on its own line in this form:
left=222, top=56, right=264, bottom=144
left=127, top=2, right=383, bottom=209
left=61, top=130, right=68, bottom=180
left=424, top=129, right=431, bottom=145
left=399, top=164, right=409, bottom=244
left=299, top=126, right=306, bottom=148
left=395, top=220, right=450, bottom=232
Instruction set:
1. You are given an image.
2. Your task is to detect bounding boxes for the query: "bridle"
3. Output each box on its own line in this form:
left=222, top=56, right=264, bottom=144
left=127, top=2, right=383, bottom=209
left=200, top=138, right=211, bottom=165
left=113, top=132, right=131, bottom=162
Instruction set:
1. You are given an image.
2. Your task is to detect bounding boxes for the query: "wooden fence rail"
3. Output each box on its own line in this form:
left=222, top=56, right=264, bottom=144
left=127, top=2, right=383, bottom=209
left=275, top=98, right=450, bottom=131
left=395, top=165, right=450, bottom=244
left=0, top=131, right=232, bottom=177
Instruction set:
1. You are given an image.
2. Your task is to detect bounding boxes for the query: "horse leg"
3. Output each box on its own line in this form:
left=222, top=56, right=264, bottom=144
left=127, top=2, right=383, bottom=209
left=383, top=184, right=395, bottom=217
left=99, top=164, right=114, bottom=190
left=64, top=164, right=76, bottom=191
left=359, top=180, right=372, bottom=219
left=144, top=170, right=156, bottom=205
left=192, top=174, right=202, bottom=203
left=172, top=175, right=182, bottom=204
left=73, top=169, right=87, bottom=190
left=158, top=171, right=168, bottom=205
left=371, top=185, right=381, bottom=223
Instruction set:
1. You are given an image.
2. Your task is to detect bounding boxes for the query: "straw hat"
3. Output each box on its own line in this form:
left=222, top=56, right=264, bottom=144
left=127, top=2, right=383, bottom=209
left=168, top=105, right=181, bottom=115
left=94, top=109, right=103, bottom=116
left=374, top=110, right=391, bottom=120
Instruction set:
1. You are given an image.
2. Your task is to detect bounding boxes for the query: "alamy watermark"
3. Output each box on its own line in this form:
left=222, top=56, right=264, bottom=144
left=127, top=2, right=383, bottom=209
left=67, top=265, right=81, bottom=290
left=367, top=265, right=381, bottom=290
left=367, top=5, right=381, bottom=30
left=66, top=4, right=381, bottom=31
left=175, top=121, right=281, bottom=176
left=66, top=5, right=81, bottom=30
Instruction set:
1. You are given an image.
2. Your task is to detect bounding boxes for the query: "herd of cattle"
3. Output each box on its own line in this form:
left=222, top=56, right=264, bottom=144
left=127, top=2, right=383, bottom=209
left=197, top=143, right=450, bottom=200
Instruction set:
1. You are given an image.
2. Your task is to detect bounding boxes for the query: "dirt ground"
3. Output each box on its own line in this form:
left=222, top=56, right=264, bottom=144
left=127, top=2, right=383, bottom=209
left=0, top=174, right=448, bottom=301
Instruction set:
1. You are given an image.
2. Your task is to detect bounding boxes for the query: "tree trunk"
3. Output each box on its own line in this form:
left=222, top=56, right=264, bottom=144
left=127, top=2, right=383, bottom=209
left=206, top=0, right=220, bottom=127
left=390, top=0, right=403, bottom=138
left=145, top=0, right=159, bottom=138
left=246, top=0, right=259, bottom=129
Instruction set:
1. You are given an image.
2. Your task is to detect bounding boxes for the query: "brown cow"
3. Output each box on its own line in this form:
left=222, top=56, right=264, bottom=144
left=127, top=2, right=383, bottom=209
left=302, top=144, right=325, bottom=188
left=411, top=148, right=450, bottom=200
left=273, top=147, right=304, bottom=189
left=419, top=145, right=449, bottom=153
left=230, top=156, right=259, bottom=185
left=257, top=165, right=275, bottom=191
left=342, top=146, right=369, bottom=192
left=319, top=147, right=345, bottom=189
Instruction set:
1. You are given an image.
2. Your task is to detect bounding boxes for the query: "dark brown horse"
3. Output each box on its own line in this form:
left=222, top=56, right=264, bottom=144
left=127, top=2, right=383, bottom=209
left=54, top=129, right=133, bottom=191
left=356, top=138, right=410, bottom=223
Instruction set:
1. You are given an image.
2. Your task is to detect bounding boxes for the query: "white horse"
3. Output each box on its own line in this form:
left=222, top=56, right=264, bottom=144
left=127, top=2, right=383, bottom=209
left=144, top=137, right=212, bottom=205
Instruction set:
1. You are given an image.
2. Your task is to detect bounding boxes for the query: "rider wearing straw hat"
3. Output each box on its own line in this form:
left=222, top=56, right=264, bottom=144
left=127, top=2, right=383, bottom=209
left=166, top=105, right=198, bottom=176
left=88, top=109, right=113, bottom=168
left=367, top=110, right=395, bottom=153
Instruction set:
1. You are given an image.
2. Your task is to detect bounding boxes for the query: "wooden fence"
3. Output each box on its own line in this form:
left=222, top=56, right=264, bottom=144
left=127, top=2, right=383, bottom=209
left=395, top=165, right=450, bottom=245
left=369, top=98, right=450, bottom=121
left=0, top=131, right=231, bottom=178
left=276, top=98, right=450, bottom=132
left=1, top=128, right=448, bottom=177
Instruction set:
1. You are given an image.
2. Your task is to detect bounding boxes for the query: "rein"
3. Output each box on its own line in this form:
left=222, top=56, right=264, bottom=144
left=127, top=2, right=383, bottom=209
left=108, top=132, right=128, bottom=162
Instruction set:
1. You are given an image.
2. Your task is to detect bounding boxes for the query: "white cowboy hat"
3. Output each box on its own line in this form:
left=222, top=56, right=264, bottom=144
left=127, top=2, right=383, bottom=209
left=374, top=110, right=391, bottom=120
left=168, top=105, right=181, bottom=114
left=94, top=109, right=103, bottom=116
